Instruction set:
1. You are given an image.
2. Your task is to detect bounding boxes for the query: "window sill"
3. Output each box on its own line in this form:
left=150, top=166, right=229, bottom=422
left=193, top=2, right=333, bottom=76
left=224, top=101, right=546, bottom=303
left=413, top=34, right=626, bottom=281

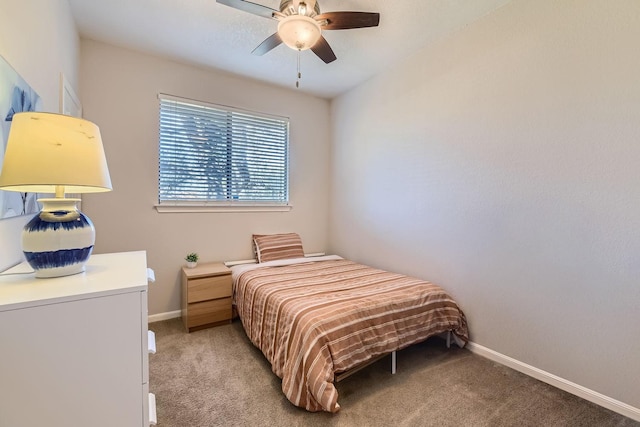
left=154, top=204, right=293, bottom=213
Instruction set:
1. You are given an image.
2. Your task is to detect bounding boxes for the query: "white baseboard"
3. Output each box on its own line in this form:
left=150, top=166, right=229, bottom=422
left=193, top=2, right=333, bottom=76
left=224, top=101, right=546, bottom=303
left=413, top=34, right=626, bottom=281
left=466, top=341, right=640, bottom=422
left=148, top=310, right=181, bottom=323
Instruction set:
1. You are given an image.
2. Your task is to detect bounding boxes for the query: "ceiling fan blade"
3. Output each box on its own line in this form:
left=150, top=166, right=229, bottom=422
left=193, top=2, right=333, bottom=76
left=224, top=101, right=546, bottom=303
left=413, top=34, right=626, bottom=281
left=316, top=12, right=380, bottom=30
left=216, top=0, right=278, bottom=19
left=252, top=33, right=283, bottom=56
left=311, top=36, right=337, bottom=64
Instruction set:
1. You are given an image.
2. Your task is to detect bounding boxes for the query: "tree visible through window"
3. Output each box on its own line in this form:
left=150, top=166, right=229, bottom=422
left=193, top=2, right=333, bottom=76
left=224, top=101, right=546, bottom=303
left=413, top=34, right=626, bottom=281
left=158, top=94, right=289, bottom=205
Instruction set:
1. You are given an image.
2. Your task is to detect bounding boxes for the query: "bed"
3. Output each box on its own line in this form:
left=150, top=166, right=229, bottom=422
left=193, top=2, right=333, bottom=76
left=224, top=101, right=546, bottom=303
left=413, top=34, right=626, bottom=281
left=230, top=234, right=469, bottom=413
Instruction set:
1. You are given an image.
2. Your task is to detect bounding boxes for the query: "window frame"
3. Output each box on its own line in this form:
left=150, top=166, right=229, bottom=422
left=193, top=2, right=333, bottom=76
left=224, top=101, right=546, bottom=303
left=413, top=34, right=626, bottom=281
left=155, top=93, right=291, bottom=213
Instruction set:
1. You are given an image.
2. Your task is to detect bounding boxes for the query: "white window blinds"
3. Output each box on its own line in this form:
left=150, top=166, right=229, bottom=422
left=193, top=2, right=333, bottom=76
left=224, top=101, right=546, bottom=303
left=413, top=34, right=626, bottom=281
left=158, top=94, right=289, bottom=205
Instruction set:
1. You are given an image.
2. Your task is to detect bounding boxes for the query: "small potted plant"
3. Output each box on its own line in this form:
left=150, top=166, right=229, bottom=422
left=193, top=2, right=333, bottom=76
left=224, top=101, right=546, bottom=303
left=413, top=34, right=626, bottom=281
left=185, top=252, right=199, bottom=268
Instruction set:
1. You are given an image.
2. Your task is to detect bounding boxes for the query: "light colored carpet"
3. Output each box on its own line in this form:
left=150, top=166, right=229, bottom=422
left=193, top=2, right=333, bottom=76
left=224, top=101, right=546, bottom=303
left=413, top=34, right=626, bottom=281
left=149, top=319, right=638, bottom=426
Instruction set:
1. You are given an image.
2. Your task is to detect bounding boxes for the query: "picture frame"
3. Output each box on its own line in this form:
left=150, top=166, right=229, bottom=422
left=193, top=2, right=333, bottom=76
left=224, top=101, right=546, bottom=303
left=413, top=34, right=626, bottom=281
left=59, top=73, right=83, bottom=204
left=0, top=55, right=43, bottom=220
left=59, top=73, right=82, bottom=118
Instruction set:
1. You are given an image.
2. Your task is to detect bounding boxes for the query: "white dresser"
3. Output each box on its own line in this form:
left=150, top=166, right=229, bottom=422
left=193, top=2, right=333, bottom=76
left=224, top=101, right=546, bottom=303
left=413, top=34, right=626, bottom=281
left=0, top=251, right=155, bottom=427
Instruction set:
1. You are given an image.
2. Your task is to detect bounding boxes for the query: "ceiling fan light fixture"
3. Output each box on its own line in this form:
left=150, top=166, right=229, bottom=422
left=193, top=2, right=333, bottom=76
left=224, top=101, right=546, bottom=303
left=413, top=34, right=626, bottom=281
left=298, top=2, right=307, bottom=16
left=282, top=0, right=320, bottom=17
left=277, top=15, right=321, bottom=51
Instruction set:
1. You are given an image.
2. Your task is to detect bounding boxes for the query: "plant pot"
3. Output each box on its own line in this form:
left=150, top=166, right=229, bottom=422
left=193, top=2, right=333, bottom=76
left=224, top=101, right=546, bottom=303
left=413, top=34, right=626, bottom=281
left=186, top=261, right=197, bottom=268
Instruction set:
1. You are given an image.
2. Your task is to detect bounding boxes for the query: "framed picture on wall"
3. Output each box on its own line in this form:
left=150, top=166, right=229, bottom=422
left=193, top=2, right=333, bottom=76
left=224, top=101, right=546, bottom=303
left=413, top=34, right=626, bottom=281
left=0, top=55, right=43, bottom=219
left=59, top=73, right=83, bottom=203
left=59, top=73, right=82, bottom=118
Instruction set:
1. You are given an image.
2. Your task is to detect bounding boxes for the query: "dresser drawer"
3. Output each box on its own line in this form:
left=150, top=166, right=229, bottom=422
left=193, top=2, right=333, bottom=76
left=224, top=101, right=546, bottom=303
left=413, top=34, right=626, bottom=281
left=187, top=275, right=232, bottom=303
left=186, top=298, right=232, bottom=328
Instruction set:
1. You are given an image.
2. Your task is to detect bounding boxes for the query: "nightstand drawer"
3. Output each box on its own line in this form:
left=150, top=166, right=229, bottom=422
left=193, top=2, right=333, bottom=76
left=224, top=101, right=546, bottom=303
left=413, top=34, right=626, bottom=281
left=187, top=298, right=232, bottom=327
left=187, top=276, right=232, bottom=303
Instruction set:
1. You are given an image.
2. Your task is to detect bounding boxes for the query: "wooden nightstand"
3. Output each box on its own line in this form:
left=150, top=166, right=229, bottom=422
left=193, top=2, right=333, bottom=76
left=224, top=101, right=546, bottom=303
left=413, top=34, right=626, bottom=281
left=181, top=262, right=232, bottom=332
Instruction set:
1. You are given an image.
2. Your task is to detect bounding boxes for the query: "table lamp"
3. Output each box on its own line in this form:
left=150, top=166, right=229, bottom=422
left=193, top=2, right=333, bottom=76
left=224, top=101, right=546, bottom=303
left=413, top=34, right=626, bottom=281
left=0, top=112, right=112, bottom=278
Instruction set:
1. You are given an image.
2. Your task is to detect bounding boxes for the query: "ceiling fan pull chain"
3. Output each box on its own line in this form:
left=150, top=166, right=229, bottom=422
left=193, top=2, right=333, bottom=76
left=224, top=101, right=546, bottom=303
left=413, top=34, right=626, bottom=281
left=296, top=50, right=301, bottom=88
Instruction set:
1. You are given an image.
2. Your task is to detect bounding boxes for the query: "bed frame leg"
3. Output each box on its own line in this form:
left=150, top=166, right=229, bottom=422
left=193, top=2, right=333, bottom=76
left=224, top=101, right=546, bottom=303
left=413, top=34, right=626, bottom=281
left=446, top=331, right=452, bottom=349
left=391, top=351, right=396, bottom=374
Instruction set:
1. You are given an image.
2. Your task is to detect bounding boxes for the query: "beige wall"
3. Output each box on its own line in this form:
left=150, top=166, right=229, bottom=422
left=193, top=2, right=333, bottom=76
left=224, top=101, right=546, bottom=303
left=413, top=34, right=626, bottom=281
left=330, top=0, right=640, bottom=411
left=0, top=0, right=79, bottom=270
left=79, top=40, right=331, bottom=315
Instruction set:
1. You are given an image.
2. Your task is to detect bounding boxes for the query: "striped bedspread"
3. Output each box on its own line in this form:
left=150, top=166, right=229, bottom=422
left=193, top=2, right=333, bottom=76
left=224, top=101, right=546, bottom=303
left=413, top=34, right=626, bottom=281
left=232, top=257, right=468, bottom=413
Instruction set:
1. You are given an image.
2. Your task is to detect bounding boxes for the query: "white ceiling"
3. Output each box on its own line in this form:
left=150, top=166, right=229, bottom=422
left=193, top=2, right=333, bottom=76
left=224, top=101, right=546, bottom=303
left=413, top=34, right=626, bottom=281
left=68, top=0, right=512, bottom=99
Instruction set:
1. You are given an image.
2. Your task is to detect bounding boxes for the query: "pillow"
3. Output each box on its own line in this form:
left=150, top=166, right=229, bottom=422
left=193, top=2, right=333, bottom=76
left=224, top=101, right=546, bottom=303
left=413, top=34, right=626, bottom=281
left=253, top=233, right=305, bottom=263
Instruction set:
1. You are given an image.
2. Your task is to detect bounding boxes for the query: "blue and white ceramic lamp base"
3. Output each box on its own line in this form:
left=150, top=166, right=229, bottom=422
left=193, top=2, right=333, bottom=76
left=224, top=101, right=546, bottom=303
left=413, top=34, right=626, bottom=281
left=22, top=198, right=95, bottom=278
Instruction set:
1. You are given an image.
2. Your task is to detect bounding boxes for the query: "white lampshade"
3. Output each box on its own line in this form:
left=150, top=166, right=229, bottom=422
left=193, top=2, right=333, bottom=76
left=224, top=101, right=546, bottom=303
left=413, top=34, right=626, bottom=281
left=0, top=112, right=112, bottom=278
left=277, top=15, right=322, bottom=51
left=0, top=112, right=112, bottom=194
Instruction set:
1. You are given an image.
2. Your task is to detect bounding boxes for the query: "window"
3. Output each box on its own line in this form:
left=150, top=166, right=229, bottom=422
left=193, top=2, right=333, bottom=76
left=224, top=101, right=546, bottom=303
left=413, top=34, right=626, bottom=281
left=157, top=94, right=289, bottom=211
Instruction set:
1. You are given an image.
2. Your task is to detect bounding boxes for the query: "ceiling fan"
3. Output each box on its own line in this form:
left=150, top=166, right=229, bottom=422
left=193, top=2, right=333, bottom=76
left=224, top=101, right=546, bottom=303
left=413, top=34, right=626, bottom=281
left=217, top=0, right=380, bottom=64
